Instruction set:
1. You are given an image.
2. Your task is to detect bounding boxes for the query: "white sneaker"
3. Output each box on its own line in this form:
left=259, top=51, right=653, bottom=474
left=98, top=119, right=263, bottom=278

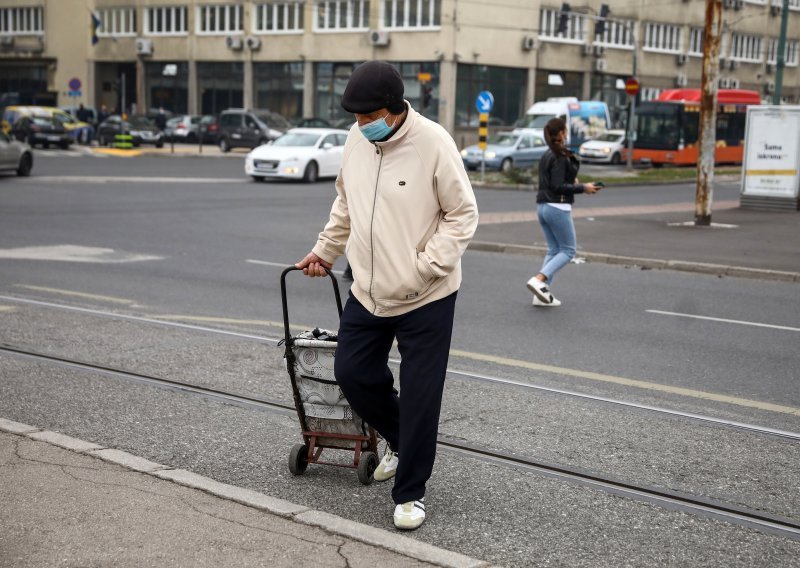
left=526, top=276, right=555, bottom=304
left=533, top=295, right=561, bottom=307
left=373, top=450, right=398, bottom=482
left=394, top=498, right=426, bottom=530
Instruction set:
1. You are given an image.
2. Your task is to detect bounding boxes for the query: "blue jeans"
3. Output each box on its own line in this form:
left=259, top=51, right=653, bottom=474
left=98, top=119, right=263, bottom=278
left=537, top=203, right=576, bottom=283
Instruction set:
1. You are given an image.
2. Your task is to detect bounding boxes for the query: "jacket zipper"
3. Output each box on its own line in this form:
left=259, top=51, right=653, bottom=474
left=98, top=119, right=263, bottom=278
left=369, top=146, right=383, bottom=314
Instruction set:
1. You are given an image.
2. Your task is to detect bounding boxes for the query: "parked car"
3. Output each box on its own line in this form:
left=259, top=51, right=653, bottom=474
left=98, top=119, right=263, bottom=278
left=96, top=115, right=165, bottom=148
left=294, top=117, right=332, bottom=128
left=0, top=130, right=33, bottom=176
left=199, top=114, right=219, bottom=144
left=2, top=105, right=93, bottom=144
left=9, top=115, right=72, bottom=149
left=164, top=115, right=202, bottom=142
left=578, top=129, right=627, bottom=164
left=460, top=131, right=547, bottom=172
left=217, top=109, right=289, bottom=152
left=245, top=128, right=349, bottom=182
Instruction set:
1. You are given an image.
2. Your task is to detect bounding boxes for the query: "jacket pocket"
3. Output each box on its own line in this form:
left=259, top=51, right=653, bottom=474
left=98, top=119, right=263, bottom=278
left=374, top=248, right=433, bottom=302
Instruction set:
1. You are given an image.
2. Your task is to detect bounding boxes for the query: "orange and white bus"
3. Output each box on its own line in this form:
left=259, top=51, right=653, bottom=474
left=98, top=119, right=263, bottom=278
left=633, top=89, right=762, bottom=167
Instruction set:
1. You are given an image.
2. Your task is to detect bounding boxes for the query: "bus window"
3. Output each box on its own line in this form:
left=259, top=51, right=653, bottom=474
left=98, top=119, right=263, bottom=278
left=716, top=110, right=746, bottom=147
left=682, top=110, right=699, bottom=147
left=635, top=103, right=680, bottom=150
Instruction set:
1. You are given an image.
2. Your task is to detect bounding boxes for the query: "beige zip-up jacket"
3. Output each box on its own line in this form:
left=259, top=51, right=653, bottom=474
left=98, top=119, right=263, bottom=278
left=312, top=104, right=479, bottom=317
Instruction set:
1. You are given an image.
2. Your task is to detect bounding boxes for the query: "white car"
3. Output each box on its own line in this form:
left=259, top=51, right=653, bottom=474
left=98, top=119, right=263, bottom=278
left=578, top=129, right=627, bottom=164
left=245, top=128, right=349, bottom=182
left=0, top=131, right=33, bottom=176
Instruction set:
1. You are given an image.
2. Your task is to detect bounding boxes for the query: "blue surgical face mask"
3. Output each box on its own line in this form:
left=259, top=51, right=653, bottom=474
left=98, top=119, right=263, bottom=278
left=359, top=114, right=396, bottom=141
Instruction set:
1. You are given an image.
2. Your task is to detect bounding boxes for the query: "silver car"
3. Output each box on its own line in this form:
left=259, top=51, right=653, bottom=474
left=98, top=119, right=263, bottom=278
left=0, top=130, right=33, bottom=176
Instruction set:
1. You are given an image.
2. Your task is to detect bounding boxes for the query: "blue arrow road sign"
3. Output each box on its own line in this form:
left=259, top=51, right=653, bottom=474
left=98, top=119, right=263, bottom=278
left=475, top=91, right=494, bottom=113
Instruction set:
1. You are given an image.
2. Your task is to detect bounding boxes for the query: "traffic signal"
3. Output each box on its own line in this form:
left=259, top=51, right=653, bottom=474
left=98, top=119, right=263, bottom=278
left=596, top=4, right=610, bottom=36
left=557, top=3, right=571, bottom=36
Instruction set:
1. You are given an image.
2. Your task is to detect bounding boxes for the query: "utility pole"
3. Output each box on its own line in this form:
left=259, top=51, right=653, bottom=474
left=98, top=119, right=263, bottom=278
left=695, top=0, right=722, bottom=226
left=773, top=0, right=790, bottom=104
left=626, top=25, right=637, bottom=171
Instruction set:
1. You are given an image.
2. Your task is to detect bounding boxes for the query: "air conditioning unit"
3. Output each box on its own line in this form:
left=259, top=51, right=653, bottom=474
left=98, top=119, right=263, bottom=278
left=0, top=35, right=14, bottom=47
left=766, top=63, right=774, bottom=74
left=226, top=36, right=243, bottom=50
left=765, top=81, right=775, bottom=94
left=593, top=45, right=605, bottom=57
left=719, top=77, right=730, bottom=88
left=368, top=29, right=390, bottom=46
left=729, top=59, right=739, bottom=70
left=245, top=36, right=262, bottom=50
left=522, top=36, right=537, bottom=51
left=729, top=78, right=740, bottom=88
left=675, top=73, right=688, bottom=87
left=770, top=5, right=781, bottom=16
left=595, top=58, right=608, bottom=72
left=582, top=44, right=594, bottom=56
left=135, top=38, right=153, bottom=56
left=676, top=53, right=687, bottom=66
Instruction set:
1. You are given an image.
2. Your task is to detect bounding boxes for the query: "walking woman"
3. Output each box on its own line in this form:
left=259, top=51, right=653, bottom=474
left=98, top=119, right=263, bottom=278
left=526, top=117, right=601, bottom=307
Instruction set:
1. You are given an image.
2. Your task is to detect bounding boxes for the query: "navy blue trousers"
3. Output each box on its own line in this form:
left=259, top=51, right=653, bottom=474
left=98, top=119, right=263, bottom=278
left=335, top=292, right=457, bottom=504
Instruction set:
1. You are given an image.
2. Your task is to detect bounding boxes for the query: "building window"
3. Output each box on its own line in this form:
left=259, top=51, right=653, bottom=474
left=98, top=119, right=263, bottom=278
left=0, top=6, right=44, bottom=35
left=595, top=19, right=634, bottom=49
left=643, top=23, right=682, bottom=53
left=314, top=0, right=370, bottom=31
left=730, top=33, right=762, bottom=62
left=197, top=4, right=243, bottom=34
left=382, top=0, right=441, bottom=29
left=255, top=62, right=305, bottom=117
left=539, top=8, right=587, bottom=43
left=767, top=38, right=799, bottom=66
left=456, top=64, right=527, bottom=127
left=96, top=8, right=137, bottom=37
left=144, top=6, right=188, bottom=35
left=254, top=2, right=304, bottom=33
left=641, top=87, right=662, bottom=101
left=688, top=28, right=704, bottom=56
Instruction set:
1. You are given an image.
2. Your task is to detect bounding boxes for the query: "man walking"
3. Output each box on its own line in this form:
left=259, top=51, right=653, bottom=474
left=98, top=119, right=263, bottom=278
left=296, top=61, right=478, bottom=530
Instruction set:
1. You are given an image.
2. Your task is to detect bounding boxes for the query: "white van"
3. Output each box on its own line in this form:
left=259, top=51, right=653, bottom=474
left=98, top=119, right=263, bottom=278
left=515, top=97, right=611, bottom=152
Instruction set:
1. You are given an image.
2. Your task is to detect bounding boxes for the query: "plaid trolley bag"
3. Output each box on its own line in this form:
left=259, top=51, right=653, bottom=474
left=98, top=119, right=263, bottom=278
left=280, top=266, right=379, bottom=485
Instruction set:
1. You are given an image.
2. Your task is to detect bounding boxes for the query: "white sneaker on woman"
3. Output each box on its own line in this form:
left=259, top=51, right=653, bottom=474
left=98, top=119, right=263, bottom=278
left=533, top=295, right=561, bottom=307
left=526, top=276, right=555, bottom=304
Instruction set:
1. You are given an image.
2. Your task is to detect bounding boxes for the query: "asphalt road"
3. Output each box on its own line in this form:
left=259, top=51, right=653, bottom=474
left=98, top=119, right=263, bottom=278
left=1, top=153, right=799, bottom=566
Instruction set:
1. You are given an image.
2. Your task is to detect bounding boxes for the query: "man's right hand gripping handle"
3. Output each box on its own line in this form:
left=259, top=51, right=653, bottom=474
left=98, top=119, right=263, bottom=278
left=295, top=252, right=333, bottom=277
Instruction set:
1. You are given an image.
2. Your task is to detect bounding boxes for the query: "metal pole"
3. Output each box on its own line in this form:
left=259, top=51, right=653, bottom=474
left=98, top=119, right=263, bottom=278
left=695, top=0, right=723, bottom=226
left=121, top=72, right=126, bottom=116
left=773, top=0, right=790, bottom=105
left=626, top=27, right=638, bottom=171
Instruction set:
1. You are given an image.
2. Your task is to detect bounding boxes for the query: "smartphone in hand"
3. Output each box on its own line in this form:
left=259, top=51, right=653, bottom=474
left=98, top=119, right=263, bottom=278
left=594, top=181, right=606, bottom=188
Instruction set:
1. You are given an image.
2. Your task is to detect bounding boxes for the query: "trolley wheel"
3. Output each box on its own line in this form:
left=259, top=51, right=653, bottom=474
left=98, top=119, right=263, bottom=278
left=357, top=451, right=379, bottom=485
left=288, top=443, right=309, bottom=475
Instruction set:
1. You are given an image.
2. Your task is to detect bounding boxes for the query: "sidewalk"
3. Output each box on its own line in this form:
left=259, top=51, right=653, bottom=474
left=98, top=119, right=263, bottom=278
left=89, top=144, right=249, bottom=158
left=471, top=200, right=800, bottom=282
left=0, top=419, right=489, bottom=568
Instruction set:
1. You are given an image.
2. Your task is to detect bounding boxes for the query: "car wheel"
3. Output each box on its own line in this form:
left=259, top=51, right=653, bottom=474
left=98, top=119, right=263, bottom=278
left=155, top=141, right=164, bottom=149
left=60, top=141, right=70, bottom=150
left=303, top=161, right=319, bottom=183
left=42, top=142, right=49, bottom=150
left=186, top=133, right=197, bottom=143
left=611, top=152, right=621, bottom=165
left=219, top=137, right=230, bottom=153
left=500, top=158, right=513, bottom=173
left=251, top=176, right=265, bottom=182
left=16, top=153, right=32, bottom=177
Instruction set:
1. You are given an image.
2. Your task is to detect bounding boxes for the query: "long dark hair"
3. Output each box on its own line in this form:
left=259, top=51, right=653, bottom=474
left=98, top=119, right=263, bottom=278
left=544, top=117, right=570, bottom=157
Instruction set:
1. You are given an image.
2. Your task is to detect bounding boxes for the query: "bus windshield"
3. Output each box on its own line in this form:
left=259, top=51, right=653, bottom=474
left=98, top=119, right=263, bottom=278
left=635, top=103, right=681, bottom=150
left=515, top=114, right=556, bottom=129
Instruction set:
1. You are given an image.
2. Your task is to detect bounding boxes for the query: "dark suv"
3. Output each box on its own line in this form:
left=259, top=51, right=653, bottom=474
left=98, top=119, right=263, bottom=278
left=216, top=109, right=290, bottom=152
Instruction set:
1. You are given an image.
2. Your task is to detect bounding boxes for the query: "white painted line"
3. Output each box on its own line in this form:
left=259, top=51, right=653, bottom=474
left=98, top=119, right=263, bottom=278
left=246, top=259, right=344, bottom=276
left=16, top=285, right=135, bottom=305
left=22, top=176, right=247, bottom=184
left=647, top=309, right=800, bottom=333
left=0, top=245, right=163, bottom=263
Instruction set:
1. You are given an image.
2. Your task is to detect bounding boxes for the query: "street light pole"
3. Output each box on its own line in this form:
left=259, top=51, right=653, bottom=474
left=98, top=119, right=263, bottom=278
left=773, top=0, right=790, bottom=104
left=695, top=0, right=723, bottom=226
left=626, top=26, right=637, bottom=171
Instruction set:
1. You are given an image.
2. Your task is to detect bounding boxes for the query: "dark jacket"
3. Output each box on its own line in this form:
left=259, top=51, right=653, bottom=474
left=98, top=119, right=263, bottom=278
left=536, top=149, right=585, bottom=204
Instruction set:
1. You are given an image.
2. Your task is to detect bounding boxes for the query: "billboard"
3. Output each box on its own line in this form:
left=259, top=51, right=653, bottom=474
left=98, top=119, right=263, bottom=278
left=741, top=106, right=800, bottom=200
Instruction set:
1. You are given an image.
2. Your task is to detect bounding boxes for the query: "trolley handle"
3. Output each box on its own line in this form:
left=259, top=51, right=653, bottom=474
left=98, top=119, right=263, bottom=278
left=280, top=266, right=343, bottom=347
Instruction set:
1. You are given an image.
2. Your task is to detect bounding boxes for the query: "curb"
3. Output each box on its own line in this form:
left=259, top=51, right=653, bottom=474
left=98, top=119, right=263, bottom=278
left=470, top=174, right=742, bottom=191
left=467, top=240, right=800, bottom=283
left=0, top=417, right=491, bottom=568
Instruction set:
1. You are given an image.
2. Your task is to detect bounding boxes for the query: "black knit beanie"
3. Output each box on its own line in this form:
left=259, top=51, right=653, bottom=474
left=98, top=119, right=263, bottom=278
left=341, top=61, right=405, bottom=115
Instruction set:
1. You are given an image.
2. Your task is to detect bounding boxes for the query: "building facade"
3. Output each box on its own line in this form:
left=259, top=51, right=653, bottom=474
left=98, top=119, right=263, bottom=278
left=1, top=0, right=798, bottom=145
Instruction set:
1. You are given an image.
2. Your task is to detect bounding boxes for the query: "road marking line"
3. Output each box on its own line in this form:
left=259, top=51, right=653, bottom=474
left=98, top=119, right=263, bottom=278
left=150, top=314, right=301, bottom=330
left=0, top=306, right=14, bottom=312
left=0, top=245, right=162, bottom=263
left=448, top=348, right=800, bottom=416
left=15, top=285, right=135, bottom=305
left=647, top=310, right=800, bottom=333
left=22, top=176, right=246, bottom=184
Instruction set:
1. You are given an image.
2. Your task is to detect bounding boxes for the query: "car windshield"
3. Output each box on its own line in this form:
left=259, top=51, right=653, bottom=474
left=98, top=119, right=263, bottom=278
left=595, top=133, right=624, bottom=142
left=515, top=114, right=556, bottom=129
left=129, top=116, right=154, bottom=128
left=257, top=112, right=292, bottom=130
left=272, top=133, right=320, bottom=147
left=31, top=117, right=55, bottom=126
left=53, top=113, right=76, bottom=124
left=487, top=134, right=518, bottom=147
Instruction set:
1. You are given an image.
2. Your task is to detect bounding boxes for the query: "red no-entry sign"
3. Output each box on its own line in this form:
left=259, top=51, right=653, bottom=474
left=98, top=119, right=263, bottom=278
left=625, top=78, right=640, bottom=96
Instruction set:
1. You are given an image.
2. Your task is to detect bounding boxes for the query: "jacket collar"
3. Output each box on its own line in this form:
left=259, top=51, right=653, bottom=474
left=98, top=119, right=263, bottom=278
left=372, top=101, right=416, bottom=150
